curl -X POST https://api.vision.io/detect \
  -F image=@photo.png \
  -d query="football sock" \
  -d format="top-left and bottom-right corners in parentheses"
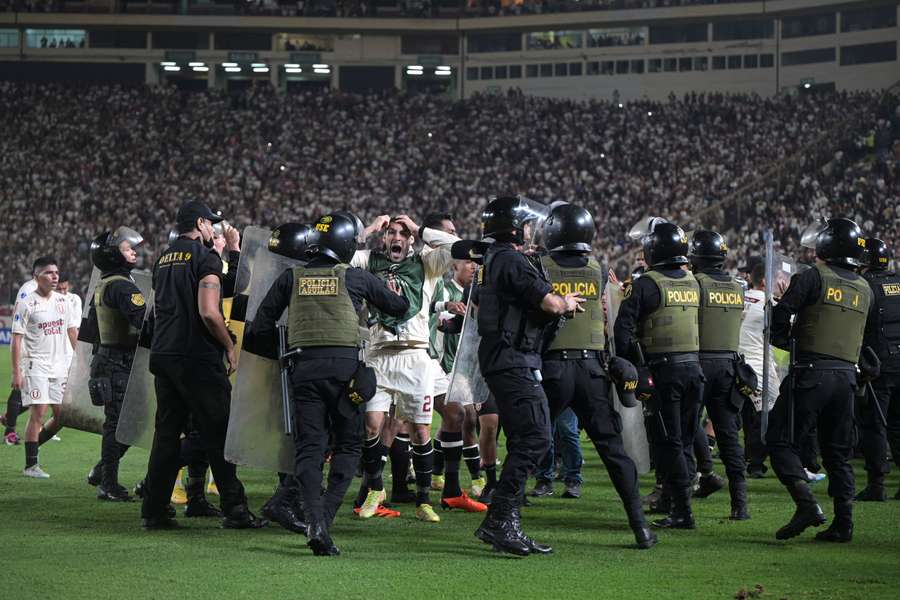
top-left (463, 444), bottom-right (482, 480)
top-left (4, 389), bottom-right (24, 433)
top-left (37, 428), bottom-right (54, 446)
top-left (390, 434), bottom-right (411, 491)
top-left (433, 436), bottom-right (445, 477)
top-left (441, 432), bottom-right (463, 498)
top-left (25, 442), bottom-right (38, 469)
top-left (363, 436), bottom-right (387, 492)
top-left (411, 440), bottom-right (434, 505)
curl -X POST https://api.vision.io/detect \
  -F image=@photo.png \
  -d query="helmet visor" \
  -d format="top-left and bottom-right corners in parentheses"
top-left (628, 216), bottom-right (669, 241)
top-left (800, 216), bottom-right (829, 250)
top-left (110, 226), bottom-right (144, 249)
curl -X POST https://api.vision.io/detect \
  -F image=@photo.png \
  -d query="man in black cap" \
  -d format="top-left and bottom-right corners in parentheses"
top-left (767, 218), bottom-right (876, 542)
top-left (856, 237), bottom-right (900, 502)
top-left (471, 196), bottom-right (583, 557)
top-left (537, 203), bottom-right (657, 549)
top-left (249, 212), bottom-right (409, 555)
top-left (140, 200), bottom-right (265, 530)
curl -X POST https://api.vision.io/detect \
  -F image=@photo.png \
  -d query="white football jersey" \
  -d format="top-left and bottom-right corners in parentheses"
top-left (62, 292), bottom-right (82, 367)
top-left (14, 279), bottom-right (38, 309)
top-left (739, 288), bottom-right (780, 409)
top-left (12, 290), bottom-right (77, 378)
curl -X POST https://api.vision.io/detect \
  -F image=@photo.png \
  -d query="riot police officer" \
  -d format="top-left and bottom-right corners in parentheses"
top-left (141, 200), bottom-right (264, 530)
top-left (614, 221), bottom-right (703, 530)
top-left (688, 230), bottom-right (750, 520)
top-left (257, 222), bottom-right (313, 535)
top-left (472, 196), bottom-right (583, 557)
top-left (538, 203), bottom-right (657, 549)
top-left (250, 213), bottom-right (409, 556)
top-left (856, 238), bottom-right (900, 502)
top-left (87, 227), bottom-right (146, 501)
top-left (767, 218), bottom-right (876, 542)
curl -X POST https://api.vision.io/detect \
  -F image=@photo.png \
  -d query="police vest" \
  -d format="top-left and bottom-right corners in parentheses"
top-left (695, 272), bottom-right (744, 353)
top-left (287, 265), bottom-right (360, 350)
top-left (477, 246), bottom-right (552, 354)
top-left (864, 270), bottom-right (900, 359)
top-left (638, 270), bottom-right (700, 354)
top-left (540, 255), bottom-right (605, 352)
top-left (94, 275), bottom-right (140, 348)
top-left (794, 264), bottom-right (871, 363)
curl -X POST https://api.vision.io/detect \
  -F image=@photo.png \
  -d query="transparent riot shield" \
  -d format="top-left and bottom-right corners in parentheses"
top-left (59, 269), bottom-right (151, 433)
top-left (225, 243), bottom-right (300, 474)
top-left (445, 288), bottom-right (491, 408)
top-left (760, 231), bottom-right (805, 439)
top-left (116, 287), bottom-right (157, 449)
top-left (605, 280), bottom-right (652, 474)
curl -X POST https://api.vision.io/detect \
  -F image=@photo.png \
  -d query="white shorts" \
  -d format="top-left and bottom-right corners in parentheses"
top-left (367, 348), bottom-right (436, 425)
top-left (23, 376), bottom-right (66, 406)
top-left (433, 363), bottom-right (450, 398)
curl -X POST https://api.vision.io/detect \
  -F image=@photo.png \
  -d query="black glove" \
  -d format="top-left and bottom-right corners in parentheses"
top-left (858, 346), bottom-right (881, 384)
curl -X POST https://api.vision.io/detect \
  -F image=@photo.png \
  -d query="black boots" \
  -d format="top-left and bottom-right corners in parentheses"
top-left (475, 498), bottom-right (531, 556)
top-left (184, 476), bottom-right (222, 518)
top-left (87, 461), bottom-right (102, 487)
top-left (693, 472), bottom-right (726, 499)
top-left (307, 520), bottom-right (340, 556)
top-left (97, 462), bottom-right (132, 502)
top-left (854, 477), bottom-right (886, 502)
top-left (221, 505), bottom-right (269, 529)
top-left (260, 481), bottom-right (308, 534)
top-left (815, 500), bottom-right (853, 543)
top-left (652, 485), bottom-right (695, 529)
top-left (775, 480), bottom-right (827, 540)
top-left (729, 480), bottom-right (750, 521)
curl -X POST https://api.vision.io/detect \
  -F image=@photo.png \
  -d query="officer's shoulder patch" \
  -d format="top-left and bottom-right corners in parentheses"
top-left (131, 293), bottom-right (146, 307)
top-left (623, 282), bottom-right (633, 299)
top-left (299, 276), bottom-right (338, 296)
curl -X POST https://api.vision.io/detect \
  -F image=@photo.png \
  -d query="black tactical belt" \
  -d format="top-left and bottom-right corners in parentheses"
top-left (700, 351), bottom-right (739, 361)
top-left (294, 346), bottom-right (359, 360)
top-left (793, 359), bottom-right (856, 372)
top-left (543, 349), bottom-right (606, 361)
top-left (647, 353), bottom-right (699, 367)
top-left (97, 346), bottom-right (135, 359)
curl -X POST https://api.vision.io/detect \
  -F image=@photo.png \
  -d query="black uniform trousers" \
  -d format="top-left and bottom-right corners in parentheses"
top-left (485, 368), bottom-right (551, 505)
top-left (699, 356), bottom-right (745, 484)
top-left (859, 374), bottom-right (900, 481)
top-left (647, 360), bottom-right (704, 491)
top-left (141, 354), bottom-right (246, 519)
top-left (90, 348), bottom-right (132, 468)
top-left (291, 357), bottom-right (363, 526)
top-left (766, 364), bottom-right (857, 503)
top-left (542, 357), bottom-right (643, 524)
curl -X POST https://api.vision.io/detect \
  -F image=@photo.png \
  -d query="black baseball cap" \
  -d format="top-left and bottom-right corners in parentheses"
top-left (607, 356), bottom-right (639, 408)
top-left (176, 200), bottom-right (223, 226)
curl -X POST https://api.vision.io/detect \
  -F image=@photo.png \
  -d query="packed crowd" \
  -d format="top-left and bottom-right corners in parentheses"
top-left (1, 81), bottom-right (897, 300)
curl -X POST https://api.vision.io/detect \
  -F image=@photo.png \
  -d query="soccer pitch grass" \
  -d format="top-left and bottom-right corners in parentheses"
top-left (1, 346), bottom-right (899, 600)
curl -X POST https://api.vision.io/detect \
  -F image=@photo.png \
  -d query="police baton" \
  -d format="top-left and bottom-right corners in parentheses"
top-left (277, 325), bottom-right (300, 436)
top-left (866, 382), bottom-right (889, 428)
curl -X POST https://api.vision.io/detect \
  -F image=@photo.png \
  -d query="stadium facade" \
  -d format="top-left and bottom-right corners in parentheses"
top-left (0, 1), bottom-right (897, 100)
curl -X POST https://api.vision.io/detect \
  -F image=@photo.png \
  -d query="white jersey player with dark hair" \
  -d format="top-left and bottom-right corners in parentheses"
top-left (11, 256), bottom-right (79, 477)
top-left (2, 277), bottom-right (38, 445)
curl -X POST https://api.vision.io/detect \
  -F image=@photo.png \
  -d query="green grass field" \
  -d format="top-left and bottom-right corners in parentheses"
top-left (1, 345), bottom-right (899, 600)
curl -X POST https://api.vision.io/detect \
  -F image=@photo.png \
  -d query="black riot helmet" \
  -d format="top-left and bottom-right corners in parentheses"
top-left (268, 223), bottom-right (312, 261)
top-left (481, 196), bottom-right (547, 245)
top-left (543, 204), bottom-right (595, 253)
top-left (91, 226), bottom-right (143, 271)
top-left (814, 218), bottom-right (866, 268)
top-left (307, 212), bottom-right (359, 264)
top-left (689, 230), bottom-right (728, 267)
top-left (641, 222), bottom-right (689, 268)
top-left (864, 237), bottom-right (892, 270)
